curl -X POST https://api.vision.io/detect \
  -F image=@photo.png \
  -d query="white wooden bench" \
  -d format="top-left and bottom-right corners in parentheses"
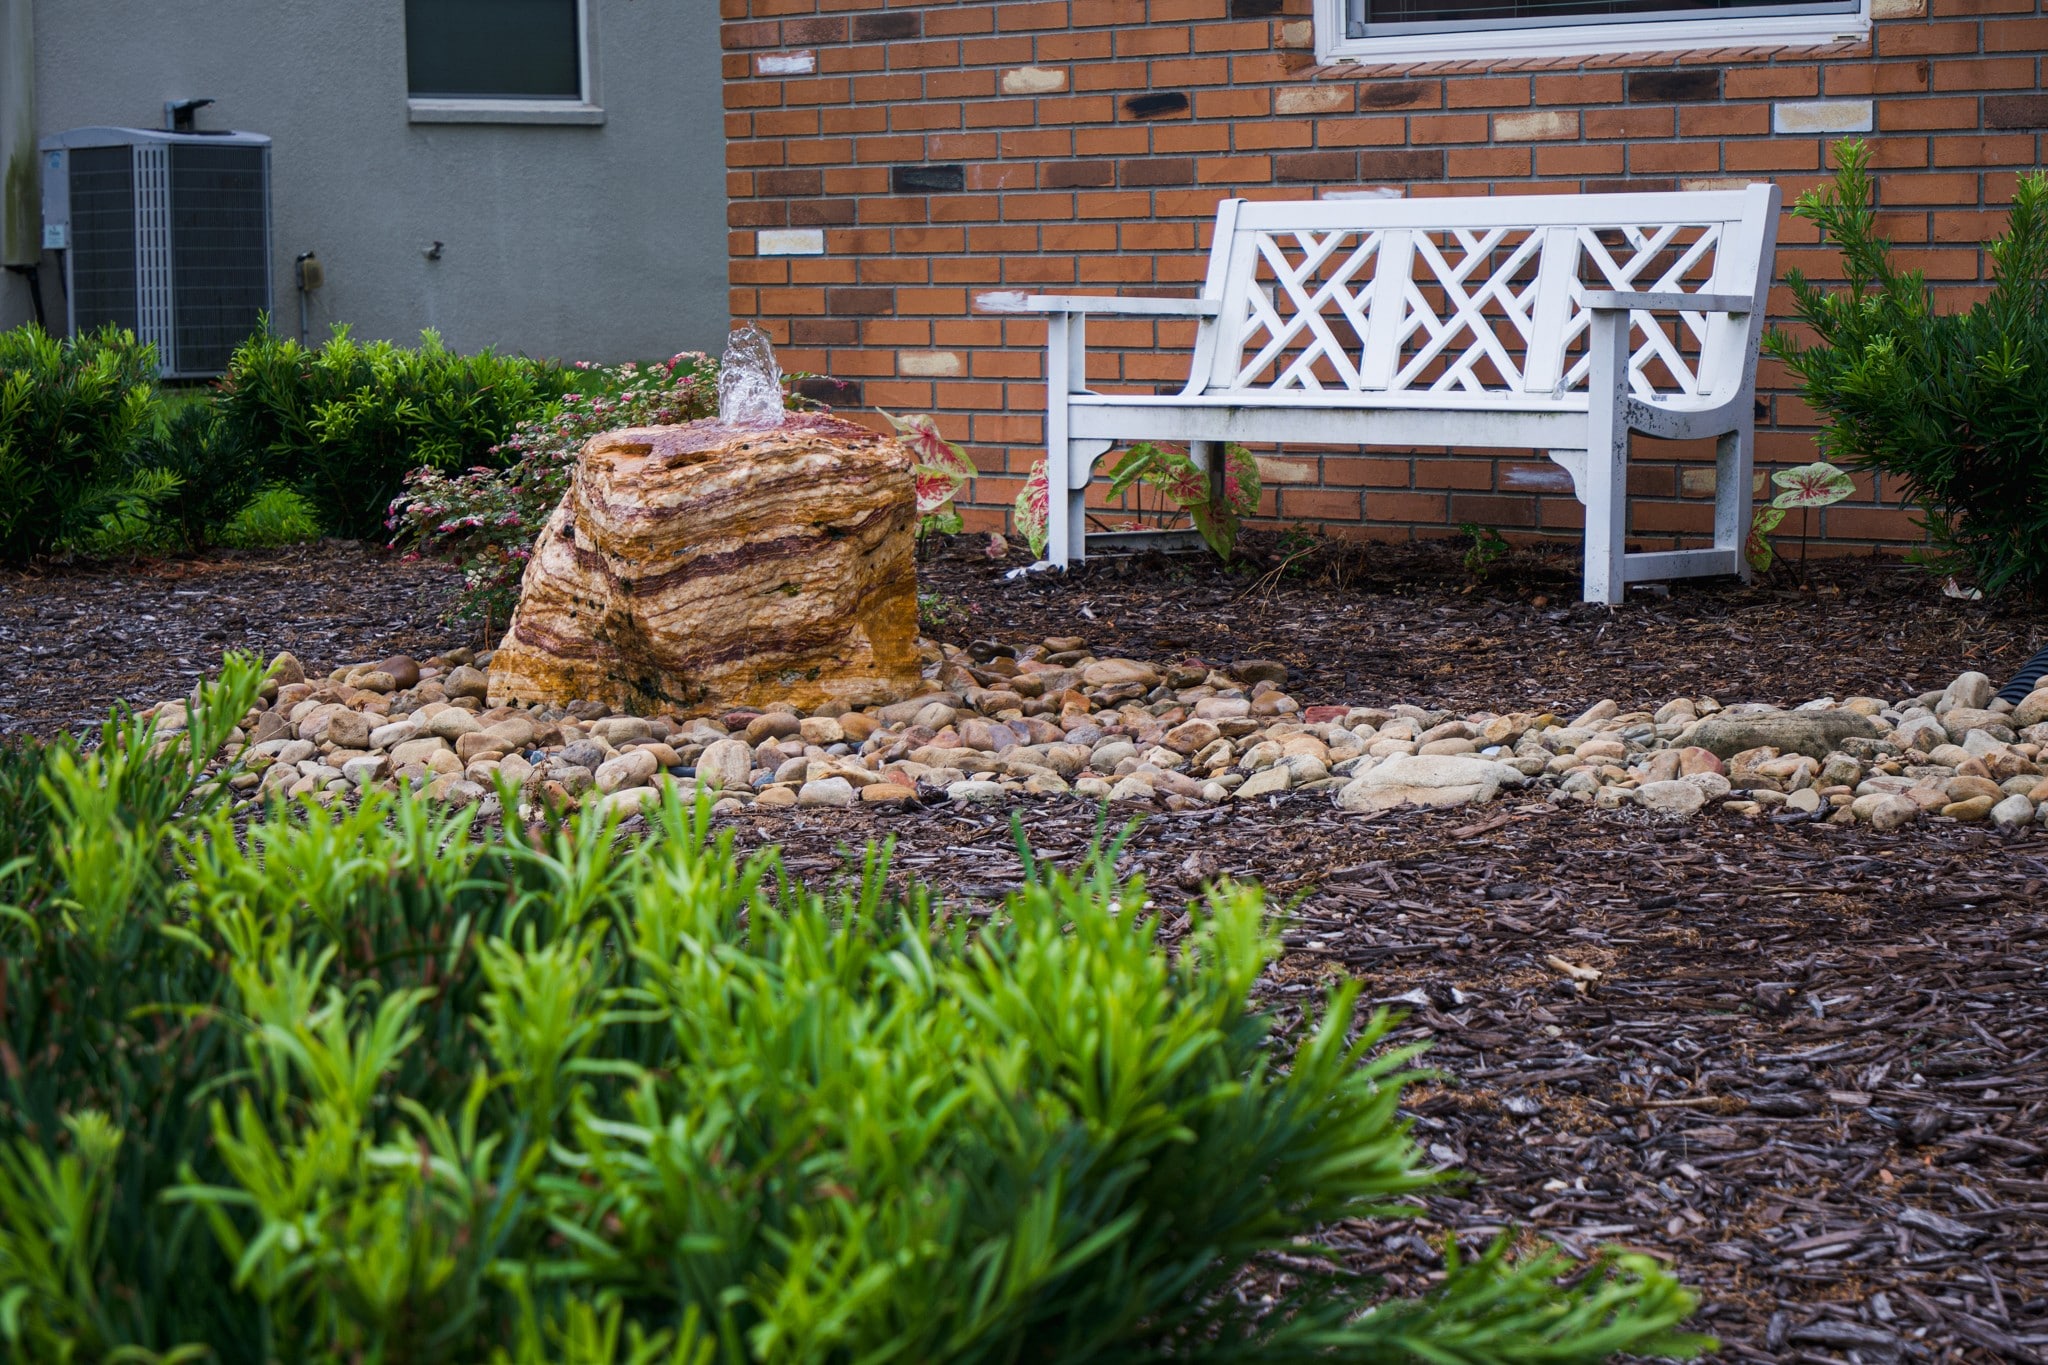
top-left (1012, 186), bottom-right (1781, 604)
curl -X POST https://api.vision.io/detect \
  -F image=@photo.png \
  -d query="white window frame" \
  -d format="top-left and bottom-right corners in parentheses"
top-left (407, 0), bottom-right (605, 125)
top-left (1312, 0), bottom-right (1869, 64)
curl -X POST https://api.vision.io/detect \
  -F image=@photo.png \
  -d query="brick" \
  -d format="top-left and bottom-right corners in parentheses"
top-left (1357, 80), bottom-right (1439, 110)
top-left (1494, 110), bottom-right (1578, 141)
top-left (1275, 150), bottom-right (1359, 182)
top-left (828, 288), bottom-right (894, 315)
top-left (1986, 94), bottom-right (2048, 129)
top-left (891, 165), bottom-right (967, 193)
top-left (1044, 160), bottom-right (1116, 188)
top-left (793, 376), bottom-right (861, 407)
top-left (1625, 69), bottom-right (1721, 102)
top-left (1360, 149), bottom-right (1447, 180)
top-left (851, 12), bottom-right (920, 42)
top-left (1123, 91), bottom-right (1192, 118)
top-left (782, 17), bottom-right (846, 45)
top-left (1002, 66), bottom-right (1070, 94)
top-left (898, 351), bottom-right (964, 377)
top-left (1119, 156), bottom-right (1197, 185)
top-left (1772, 99), bottom-right (1875, 133)
top-left (1450, 494), bottom-right (1539, 527)
top-left (1275, 86), bottom-right (1351, 116)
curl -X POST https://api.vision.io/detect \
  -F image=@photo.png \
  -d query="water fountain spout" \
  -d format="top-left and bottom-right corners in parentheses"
top-left (717, 322), bottom-right (786, 428)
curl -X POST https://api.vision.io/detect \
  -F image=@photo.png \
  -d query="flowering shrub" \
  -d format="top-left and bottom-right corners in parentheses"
top-left (388, 352), bottom-right (719, 626)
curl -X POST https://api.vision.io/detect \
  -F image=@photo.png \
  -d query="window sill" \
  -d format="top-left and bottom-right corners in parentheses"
top-left (1312, 5), bottom-right (1870, 65)
top-left (407, 100), bottom-right (606, 126)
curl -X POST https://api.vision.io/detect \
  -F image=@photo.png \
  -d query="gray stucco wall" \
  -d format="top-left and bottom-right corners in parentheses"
top-left (0, 0), bottom-right (728, 363)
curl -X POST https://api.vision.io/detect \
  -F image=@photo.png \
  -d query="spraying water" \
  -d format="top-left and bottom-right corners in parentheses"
top-left (716, 322), bottom-right (786, 428)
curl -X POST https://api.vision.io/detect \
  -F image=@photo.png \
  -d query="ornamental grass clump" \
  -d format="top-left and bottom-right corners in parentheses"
top-left (0, 660), bottom-right (1709, 1363)
top-left (1766, 139), bottom-right (2048, 600)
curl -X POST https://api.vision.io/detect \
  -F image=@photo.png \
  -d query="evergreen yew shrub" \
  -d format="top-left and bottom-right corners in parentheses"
top-left (1767, 141), bottom-right (2048, 599)
top-left (0, 662), bottom-right (1709, 1363)
top-left (216, 326), bottom-right (570, 540)
top-left (0, 323), bottom-right (162, 563)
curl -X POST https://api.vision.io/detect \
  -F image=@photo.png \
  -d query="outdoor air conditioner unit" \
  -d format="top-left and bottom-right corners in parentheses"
top-left (38, 126), bottom-right (272, 378)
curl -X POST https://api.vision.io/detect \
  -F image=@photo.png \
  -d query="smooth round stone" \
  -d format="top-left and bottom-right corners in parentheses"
top-left (1990, 794), bottom-right (2036, 828)
top-left (754, 786), bottom-right (798, 808)
top-left (1941, 795), bottom-right (1997, 822)
top-left (1636, 780), bottom-right (1706, 817)
top-left (798, 777), bottom-right (858, 807)
top-left (444, 665), bottom-right (490, 700)
top-left (595, 750), bottom-right (660, 794)
top-left (696, 738), bottom-right (754, 789)
top-left (377, 656), bottom-right (423, 689)
top-left (946, 780), bottom-right (1008, 804)
top-left (1783, 787), bottom-right (1823, 813)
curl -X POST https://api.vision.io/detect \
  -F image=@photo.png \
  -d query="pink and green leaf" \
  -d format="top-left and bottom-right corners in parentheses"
top-left (1746, 505), bottom-right (1787, 572)
top-left (1014, 459), bottom-right (1051, 558)
top-left (1770, 461), bottom-right (1855, 510)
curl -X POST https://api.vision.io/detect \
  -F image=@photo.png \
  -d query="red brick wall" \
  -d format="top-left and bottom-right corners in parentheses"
top-left (720, 0), bottom-right (2046, 556)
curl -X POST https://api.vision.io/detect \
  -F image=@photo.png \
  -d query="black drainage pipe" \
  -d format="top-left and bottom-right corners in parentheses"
top-left (1999, 644), bottom-right (2048, 705)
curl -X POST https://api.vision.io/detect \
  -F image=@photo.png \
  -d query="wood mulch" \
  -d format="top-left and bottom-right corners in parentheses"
top-left (8, 536), bottom-right (2048, 1361)
top-left (918, 532), bottom-right (2041, 716)
top-left (0, 542), bottom-right (470, 736)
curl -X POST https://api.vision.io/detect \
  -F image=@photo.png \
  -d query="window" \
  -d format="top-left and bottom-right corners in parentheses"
top-left (405, 0), bottom-right (604, 123)
top-left (1317, 0), bottom-right (1868, 62)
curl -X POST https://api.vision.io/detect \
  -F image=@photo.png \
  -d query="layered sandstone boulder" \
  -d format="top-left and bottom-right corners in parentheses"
top-left (488, 412), bottom-right (923, 715)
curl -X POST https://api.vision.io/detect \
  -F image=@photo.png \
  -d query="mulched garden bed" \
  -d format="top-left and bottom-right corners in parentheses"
top-left (6, 535), bottom-right (2046, 1360)
top-left (0, 542), bottom-right (467, 736)
top-left (919, 534), bottom-right (2041, 717)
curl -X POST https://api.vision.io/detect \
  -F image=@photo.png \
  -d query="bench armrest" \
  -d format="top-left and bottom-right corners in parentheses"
top-left (1022, 295), bottom-right (1221, 317)
top-left (1583, 290), bottom-right (1752, 314)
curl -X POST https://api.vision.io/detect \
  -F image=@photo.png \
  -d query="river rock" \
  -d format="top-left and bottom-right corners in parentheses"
top-left (1990, 794), bottom-right (2036, 828)
top-left (487, 413), bottom-right (922, 715)
top-left (1937, 672), bottom-right (1993, 715)
top-left (1685, 710), bottom-right (1879, 761)
top-left (2016, 689), bottom-right (2048, 728)
top-left (1635, 780), bottom-right (1706, 817)
top-left (695, 738), bottom-right (754, 789)
top-left (1337, 754), bottom-right (1518, 812)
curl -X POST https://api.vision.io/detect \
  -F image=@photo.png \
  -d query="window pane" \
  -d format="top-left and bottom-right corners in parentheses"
top-left (1353, 0), bottom-right (1853, 30)
top-left (406, 0), bottom-right (581, 100)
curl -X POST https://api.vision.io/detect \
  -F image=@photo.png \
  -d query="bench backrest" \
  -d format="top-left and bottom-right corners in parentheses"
top-left (1188, 186), bottom-right (1780, 405)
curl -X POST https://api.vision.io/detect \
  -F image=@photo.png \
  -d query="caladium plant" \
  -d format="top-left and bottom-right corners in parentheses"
top-left (1010, 442), bottom-right (1263, 561)
top-left (880, 410), bottom-right (975, 540)
top-left (1758, 459), bottom-right (1855, 578)
top-left (1771, 461), bottom-right (1856, 511)
top-left (1013, 459), bottom-right (1051, 558)
top-left (1103, 441), bottom-right (1263, 560)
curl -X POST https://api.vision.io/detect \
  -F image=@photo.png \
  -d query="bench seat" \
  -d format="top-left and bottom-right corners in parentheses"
top-left (1012, 187), bottom-right (1782, 603)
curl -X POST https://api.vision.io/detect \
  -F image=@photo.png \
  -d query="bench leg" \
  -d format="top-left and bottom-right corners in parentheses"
top-left (1714, 426), bottom-right (1754, 585)
top-left (1043, 313), bottom-right (1083, 568)
top-left (1192, 440), bottom-right (1224, 507)
top-left (1582, 313), bottom-right (1631, 606)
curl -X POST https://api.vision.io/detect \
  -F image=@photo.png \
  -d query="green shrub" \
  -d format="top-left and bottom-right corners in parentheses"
top-left (0, 665), bottom-right (1710, 1364)
top-left (121, 394), bottom-right (264, 552)
top-left (1766, 140), bottom-right (2048, 599)
top-left (0, 323), bottom-right (163, 564)
top-left (215, 325), bottom-right (571, 541)
top-left (220, 485), bottom-right (323, 549)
